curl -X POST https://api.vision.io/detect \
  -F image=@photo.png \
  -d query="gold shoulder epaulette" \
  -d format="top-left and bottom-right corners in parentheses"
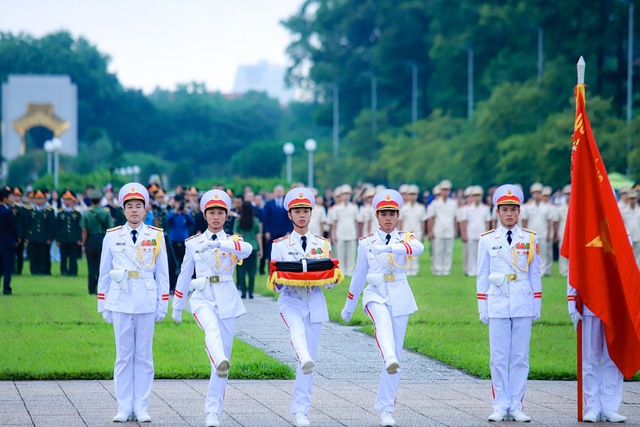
top-left (523, 228), bottom-right (537, 234)
top-left (107, 226), bottom-right (122, 233)
top-left (314, 234), bottom-right (329, 241)
top-left (185, 234), bottom-right (198, 242)
top-left (24, 205), bottom-right (34, 210)
top-left (273, 235), bottom-right (289, 243)
top-left (359, 233), bottom-right (373, 241)
top-left (233, 234), bottom-right (244, 240)
top-left (480, 229), bottom-right (495, 236)
top-left (45, 206), bottom-right (54, 210)
top-left (57, 208), bottom-right (64, 213)
top-left (149, 225), bottom-right (163, 232)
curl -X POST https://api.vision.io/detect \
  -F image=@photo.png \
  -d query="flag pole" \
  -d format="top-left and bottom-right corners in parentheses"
top-left (575, 56), bottom-right (585, 422)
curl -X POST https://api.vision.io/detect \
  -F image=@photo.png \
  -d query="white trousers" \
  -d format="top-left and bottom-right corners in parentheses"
top-left (466, 239), bottom-right (479, 276)
top-left (488, 317), bottom-right (532, 412)
top-left (336, 239), bottom-right (356, 275)
top-left (538, 239), bottom-right (552, 276)
top-left (582, 315), bottom-right (623, 414)
top-left (407, 255), bottom-right (420, 276)
top-left (193, 305), bottom-right (237, 415)
top-left (280, 305), bottom-right (321, 415)
top-left (112, 312), bottom-right (155, 415)
top-left (432, 237), bottom-right (453, 275)
top-left (634, 242), bottom-right (640, 269)
top-left (365, 302), bottom-right (409, 413)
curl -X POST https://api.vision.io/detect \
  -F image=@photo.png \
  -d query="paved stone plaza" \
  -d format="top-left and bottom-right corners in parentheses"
top-left (1, 295), bottom-right (639, 426)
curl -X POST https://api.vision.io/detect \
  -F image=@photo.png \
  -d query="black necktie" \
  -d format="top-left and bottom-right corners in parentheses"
top-left (506, 230), bottom-right (512, 245)
top-left (131, 230), bottom-right (138, 244)
top-left (385, 234), bottom-right (391, 245)
top-left (301, 236), bottom-right (307, 251)
top-left (211, 234), bottom-right (217, 241)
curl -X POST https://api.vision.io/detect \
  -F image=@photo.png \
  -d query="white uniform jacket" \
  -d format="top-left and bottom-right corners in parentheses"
top-left (172, 231), bottom-right (252, 319)
top-left (97, 224), bottom-right (169, 314)
top-left (345, 230), bottom-right (424, 317)
top-left (477, 226), bottom-right (542, 318)
top-left (271, 232), bottom-right (334, 324)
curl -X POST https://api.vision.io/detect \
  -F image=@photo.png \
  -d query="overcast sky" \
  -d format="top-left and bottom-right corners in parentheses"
top-left (0, 0), bottom-right (304, 93)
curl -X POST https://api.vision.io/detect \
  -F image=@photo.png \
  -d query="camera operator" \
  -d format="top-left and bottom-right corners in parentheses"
top-left (166, 195), bottom-right (194, 293)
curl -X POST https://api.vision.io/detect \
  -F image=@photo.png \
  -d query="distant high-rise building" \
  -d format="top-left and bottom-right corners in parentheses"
top-left (232, 60), bottom-right (294, 104)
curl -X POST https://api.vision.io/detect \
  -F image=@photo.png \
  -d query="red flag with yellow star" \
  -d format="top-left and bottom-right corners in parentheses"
top-left (560, 83), bottom-right (640, 379)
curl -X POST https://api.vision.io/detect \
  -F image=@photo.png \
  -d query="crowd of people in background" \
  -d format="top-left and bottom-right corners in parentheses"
top-left (1, 178), bottom-right (639, 297)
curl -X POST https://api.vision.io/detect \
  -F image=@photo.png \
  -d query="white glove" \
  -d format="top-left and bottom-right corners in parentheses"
top-left (206, 240), bottom-right (221, 249)
top-left (533, 312), bottom-right (541, 322)
top-left (172, 309), bottom-right (182, 324)
top-left (479, 313), bottom-right (489, 324)
top-left (102, 310), bottom-right (113, 324)
top-left (341, 308), bottom-right (353, 323)
top-left (155, 311), bottom-right (166, 322)
top-left (371, 244), bottom-right (391, 254)
top-left (570, 312), bottom-right (583, 331)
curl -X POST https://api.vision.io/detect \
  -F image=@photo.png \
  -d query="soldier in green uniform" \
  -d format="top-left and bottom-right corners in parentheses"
top-left (25, 189), bottom-right (55, 275)
top-left (56, 190), bottom-right (83, 276)
top-left (152, 189), bottom-right (169, 231)
top-left (80, 189), bottom-right (113, 294)
top-left (9, 187), bottom-right (26, 275)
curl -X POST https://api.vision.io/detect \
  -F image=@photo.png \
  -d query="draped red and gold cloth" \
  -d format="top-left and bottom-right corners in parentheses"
top-left (267, 259), bottom-right (344, 290)
top-left (560, 84), bottom-right (640, 379)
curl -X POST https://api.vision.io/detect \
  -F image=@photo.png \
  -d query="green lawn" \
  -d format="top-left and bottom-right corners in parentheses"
top-left (0, 261), bottom-right (294, 380)
top-left (257, 240), bottom-right (639, 381)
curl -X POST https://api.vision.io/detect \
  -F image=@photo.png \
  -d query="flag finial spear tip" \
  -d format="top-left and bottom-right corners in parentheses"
top-left (577, 56), bottom-right (586, 84)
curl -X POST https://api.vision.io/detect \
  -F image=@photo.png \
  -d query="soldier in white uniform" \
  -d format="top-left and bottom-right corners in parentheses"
top-left (553, 185), bottom-right (571, 276)
top-left (328, 184), bottom-right (359, 275)
top-left (622, 191), bottom-right (640, 268)
top-left (460, 186), bottom-right (491, 276)
top-left (97, 183), bottom-right (170, 423)
top-left (426, 179), bottom-right (458, 276)
top-left (171, 190), bottom-right (252, 427)
top-left (521, 183), bottom-right (553, 276)
top-left (308, 191), bottom-right (328, 238)
top-left (476, 184), bottom-right (542, 423)
top-left (271, 187), bottom-right (337, 427)
top-left (398, 184), bottom-right (426, 276)
top-left (567, 282), bottom-right (627, 423)
top-left (341, 189), bottom-right (424, 427)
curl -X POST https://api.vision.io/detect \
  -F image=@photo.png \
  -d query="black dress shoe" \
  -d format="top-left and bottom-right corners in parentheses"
top-left (3, 290), bottom-right (12, 295)
top-left (249, 295), bottom-right (254, 299)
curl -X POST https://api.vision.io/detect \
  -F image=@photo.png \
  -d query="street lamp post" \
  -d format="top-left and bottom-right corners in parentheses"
top-left (283, 142), bottom-right (295, 183)
top-left (403, 61), bottom-right (418, 137)
top-left (466, 47), bottom-right (474, 119)
top-left (44, 139), bottom-right (53, 174)
top-left (304, 138), bottom-right (317, 188)
top-left (620, 0), bottom-right (634, 177)
top-left (45, 138), bottom-right (62, 189)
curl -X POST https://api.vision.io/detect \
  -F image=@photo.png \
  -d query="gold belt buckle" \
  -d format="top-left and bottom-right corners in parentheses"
top-left (507, 273), bottom-right (517, 282)
top-left (383, 274), bottom-right (395, 282)
top-left (208, 276), bottom-right (220, 284)
top-left (128, 271), bottom-right (139, 279)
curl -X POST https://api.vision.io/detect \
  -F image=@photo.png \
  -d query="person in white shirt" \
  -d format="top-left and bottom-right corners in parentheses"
top-left (97, 183), bottom-right (169, 423)
top-left (459, 186), bottom-right (491, 276)
top-left (553, 185), bottom-right (571, 276)
top-left (328, 185), bottom-right (359, 275)
top-left (398, 184), bottom-right (427, 276)
top-left (171, 190), bottom-right (252, 427)
top-left (521, 183), bottom-right (553, 276)
top-left (270, 187), bottom-right (339, 427)
top-left (476, 184), bottom-right (541, 423)
top-left (426, 180), bottom-right (458, 276)
top-left (622, 190), bottom-right (640, 268)
top-left (341, 189), bottom-right (424, 427)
